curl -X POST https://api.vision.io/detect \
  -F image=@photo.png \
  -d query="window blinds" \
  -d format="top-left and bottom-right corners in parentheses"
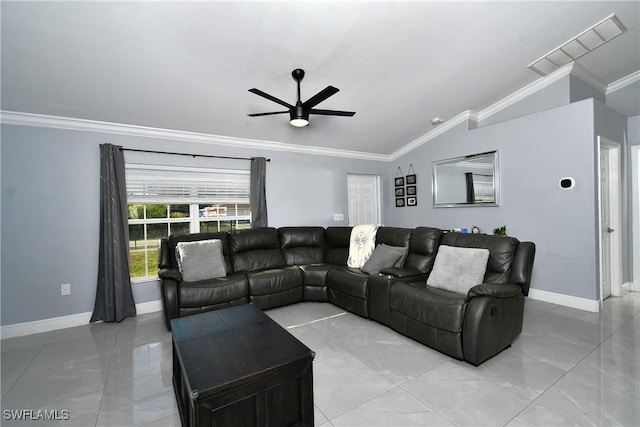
top-left (125, 165), bottom-right (250, 204)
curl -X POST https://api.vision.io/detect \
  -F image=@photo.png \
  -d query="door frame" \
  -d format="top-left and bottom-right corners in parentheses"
top-left (632, 145), bottom-right (640, 292)
top-left (597, 136), bottom-right (623, 301)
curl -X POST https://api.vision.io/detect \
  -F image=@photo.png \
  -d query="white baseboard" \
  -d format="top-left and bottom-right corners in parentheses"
top-left (0, 300), bottom-right (163, 340)
top-left (527, 289), bottom-right (601, 312)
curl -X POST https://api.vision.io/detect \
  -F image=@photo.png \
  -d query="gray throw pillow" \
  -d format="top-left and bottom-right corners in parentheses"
top-left (176, 239), bottom-right (227, 282)
top-left (361, 244), bottom-right (406, 275)
top-left (427, 245), bottom-right (490, 294)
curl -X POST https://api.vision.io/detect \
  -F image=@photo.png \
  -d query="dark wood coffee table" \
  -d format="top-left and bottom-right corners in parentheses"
top-left (171, 304), bottom-right (315, 427)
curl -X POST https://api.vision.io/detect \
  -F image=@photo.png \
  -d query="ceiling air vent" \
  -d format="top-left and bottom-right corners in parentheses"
top-left (528, 13), bottom-right (627, 76)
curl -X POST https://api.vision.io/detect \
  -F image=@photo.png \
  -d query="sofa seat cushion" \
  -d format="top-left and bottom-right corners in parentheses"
top-left (247, 266), bottom-right (303, 296)
top-left (390, 282), bottom-right (469, 333)
top-left (327, 267), bottom-right (369, 299)
top-left (178, 274), bottom-right (249, 308)
top-left (299, 263), bottom-right (332, 286)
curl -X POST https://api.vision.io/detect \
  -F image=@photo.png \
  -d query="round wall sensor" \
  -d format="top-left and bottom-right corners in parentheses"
top-left (559, 177), bottom-right (575, 189)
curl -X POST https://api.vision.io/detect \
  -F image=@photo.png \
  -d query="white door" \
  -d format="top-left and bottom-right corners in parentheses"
top-left (347, 174), bottom-right (381, 226)
top-left (598, 137), bottom-right (623, 300)
top-left (600, 147), bottom-right (612, 299)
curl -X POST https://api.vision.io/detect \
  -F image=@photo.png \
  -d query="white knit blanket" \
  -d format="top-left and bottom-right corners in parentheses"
top-left (347, 224), bottom-right (379, 268)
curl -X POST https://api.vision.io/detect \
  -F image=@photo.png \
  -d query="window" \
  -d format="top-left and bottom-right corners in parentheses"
top-left (126, 165), bottom-right (251, 280)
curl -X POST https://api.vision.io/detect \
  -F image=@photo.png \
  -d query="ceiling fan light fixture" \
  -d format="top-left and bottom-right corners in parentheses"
top-left (290, 117), bottom-right (309, 127)
top-left (290, 105), bottom-right (309, 127)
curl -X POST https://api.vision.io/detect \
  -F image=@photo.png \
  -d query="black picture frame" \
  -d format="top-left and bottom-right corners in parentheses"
top-left (394, 177), bottom-right (405, 187)
top-left (407, 197), bottom-right (417, 206)
top-left (406, 174), bottom-right (416, 185)
top-left (406, 185), bottom-right (416, 196)
top-left (395, 197), bottom-right (405, 207)
top-left (395, 187), bottom-right (405, 197)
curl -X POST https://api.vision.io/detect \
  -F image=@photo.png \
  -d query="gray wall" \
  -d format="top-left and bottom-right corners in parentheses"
top-left (0, 124), bottom-right (387, 326)
top-left (387, 99), bottom-right (600, 300)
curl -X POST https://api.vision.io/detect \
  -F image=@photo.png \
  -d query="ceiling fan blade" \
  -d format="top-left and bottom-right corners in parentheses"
top-left (247, 111), bottom-right (289, 117)
top-left (309, 109), bottom-right (356, 117)
top-left (248, 88), bottom-right (294, 109)
top-left (302, 86), bottom-right (339, 108)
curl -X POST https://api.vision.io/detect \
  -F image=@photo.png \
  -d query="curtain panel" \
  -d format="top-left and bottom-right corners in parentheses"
top-left (250, 157), bottom-right (268, 228)
top-left (91, 144), bottom-right (136, 323)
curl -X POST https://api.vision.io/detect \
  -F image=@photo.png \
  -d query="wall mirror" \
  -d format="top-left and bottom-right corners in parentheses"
top-left (433, 151), bottom-right (500, 207)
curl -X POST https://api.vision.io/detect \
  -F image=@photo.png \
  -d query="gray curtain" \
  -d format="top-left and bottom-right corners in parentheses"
top-left (250, 157), bottom-right (268, 228)
top-left (91, 144), bottom-right (136, 323)
top-left (465, 172), bottom-right (475, 204)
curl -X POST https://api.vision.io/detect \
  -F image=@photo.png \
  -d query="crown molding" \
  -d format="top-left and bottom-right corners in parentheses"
top-left (477, 63), bottom-right (575, 122)
top-left (607, 70), bottom-right (640, 94)
top-left (388, 110), bottom-right (476, 161)
top-left (570, 62), bottom-right (608, 93)
top-left (0, 111), bottom-right (389, 162)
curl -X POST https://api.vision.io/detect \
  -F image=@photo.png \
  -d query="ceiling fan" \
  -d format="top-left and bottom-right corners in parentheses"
top-left (248, 69), bottom-right (356, 127)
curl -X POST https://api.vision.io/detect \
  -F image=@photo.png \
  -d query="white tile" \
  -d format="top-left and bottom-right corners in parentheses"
top-left (507, 403), bottom-right (584, 426)
top-left (310, 311), bottom-right (399, 352)
top-left (534, 368), bottom-right (640, 426)
top-left (286, 324), bottom-right (347, 362)
top-left (475, 351), bottom-right (566, 400)
top-left (313, 352), bottom-right (396, 420)
top-left (402, 362), bottom-right (531, 426)
top-left (95, 391), bottom-right (178, 427)
top-left (349, 333), bottom-right (449, 385)
top-left (267, 302), bottom-right (346, 328)
top-left (331, 387), bottom-right (454, 426)
top-left (1, 354), bottom-right (110, 409)
top-left (510, 325), bottom-right (593, 371)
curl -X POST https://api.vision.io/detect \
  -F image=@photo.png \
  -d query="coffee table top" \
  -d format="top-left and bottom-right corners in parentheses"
top-left (171, 304), bottom-right (314, 397)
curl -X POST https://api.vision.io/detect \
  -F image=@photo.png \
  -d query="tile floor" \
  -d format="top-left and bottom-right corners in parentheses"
top-left (1, 292), bottom-right (639, 426)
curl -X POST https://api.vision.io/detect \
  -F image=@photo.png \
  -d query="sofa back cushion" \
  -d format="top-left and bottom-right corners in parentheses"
top-left (164, 232), bottom-right (233, 274)
top-left (404, 227), bottom-right (443, 274)
top-left (324, 227), bottom-right (352, 266)
top-left (279, 227), bottom-right (326, 265)
top-left (375, 227), bottom-right (412, 265)
top-left (440, 232), bottom-right (519, 283)
top-left (229, 228), bottom-right (286, 273)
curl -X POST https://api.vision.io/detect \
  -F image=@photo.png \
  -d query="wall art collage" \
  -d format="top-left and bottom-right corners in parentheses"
top-left (394, 165), bottom-right (417, 207)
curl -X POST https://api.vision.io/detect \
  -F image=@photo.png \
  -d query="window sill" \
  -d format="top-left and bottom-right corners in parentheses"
top-left (132, 276), bottom-right (160, 284)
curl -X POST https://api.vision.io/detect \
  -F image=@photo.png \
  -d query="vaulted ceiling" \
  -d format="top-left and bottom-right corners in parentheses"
top-left (1, 1), bottom-right (638, 156)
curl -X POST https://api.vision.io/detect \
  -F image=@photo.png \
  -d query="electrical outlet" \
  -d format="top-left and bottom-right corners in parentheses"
top-left (60, 283), bottom-right (71, 296)
top-left (333, 213), bottom-right (344, 221)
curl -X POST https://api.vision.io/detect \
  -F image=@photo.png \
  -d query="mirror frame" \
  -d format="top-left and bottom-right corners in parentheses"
top-left (432, 150), bottom-right (500, 208)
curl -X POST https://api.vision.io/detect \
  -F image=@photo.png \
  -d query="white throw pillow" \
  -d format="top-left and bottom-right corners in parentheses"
top-left (427, 245), bottom-right (490, 294)
top-left (176, 239), bottom-right (227, 282)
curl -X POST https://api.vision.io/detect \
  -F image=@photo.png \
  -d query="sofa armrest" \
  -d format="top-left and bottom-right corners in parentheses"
top-left (463, 290), bottom-right (525, 365)
top-left (468, 283), bottom-right (522, 299)
top-left (379, 267), bottom-right (426, 279)
top-left (368, 271), bottom-right (426, 327)
top-left (159, 268), bottom-right (182, 281)
top-left (160, 278), bottom-right (179, 330)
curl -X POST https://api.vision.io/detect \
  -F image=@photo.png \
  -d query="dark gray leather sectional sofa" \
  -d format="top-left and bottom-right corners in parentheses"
top-left (158, 226), bottom-right (535, 365)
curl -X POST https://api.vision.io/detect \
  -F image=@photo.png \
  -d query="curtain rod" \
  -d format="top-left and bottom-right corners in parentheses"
top-left (120, 147), bottom-right (270, 162)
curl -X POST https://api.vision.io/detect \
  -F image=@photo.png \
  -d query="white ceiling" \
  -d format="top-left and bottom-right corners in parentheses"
top-left (1, 1), bottom-right (638, 156)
